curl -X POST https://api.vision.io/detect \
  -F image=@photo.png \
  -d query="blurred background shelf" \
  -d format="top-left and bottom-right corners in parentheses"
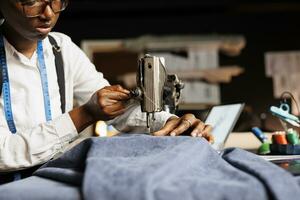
top-left (54, 0), bottom-right (300, 132)
top-left (82, 35), bottom-right (245, 106)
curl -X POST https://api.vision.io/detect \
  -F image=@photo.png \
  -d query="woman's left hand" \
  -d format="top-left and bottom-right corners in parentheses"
top-left (152, 114), bottom-right (214, 143)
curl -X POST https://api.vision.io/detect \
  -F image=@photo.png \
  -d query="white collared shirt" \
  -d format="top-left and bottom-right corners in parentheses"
top-left (0, 32), bottom-right (173, 171)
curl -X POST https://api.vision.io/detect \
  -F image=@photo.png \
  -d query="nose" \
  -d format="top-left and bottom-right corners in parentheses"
top-left (40, 4), bottom-right (55, 20)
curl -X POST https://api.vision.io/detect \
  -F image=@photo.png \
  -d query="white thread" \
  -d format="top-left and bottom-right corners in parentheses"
top-left (143, 94), bottom-right (161, 110)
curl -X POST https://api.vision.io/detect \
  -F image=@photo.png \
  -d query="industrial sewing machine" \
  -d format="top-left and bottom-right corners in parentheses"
top-left (131, 54), bottom-right (184, 132)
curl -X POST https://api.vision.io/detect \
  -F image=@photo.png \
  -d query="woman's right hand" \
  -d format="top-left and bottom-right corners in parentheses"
top-left (84, 85), bottom-right (131, 121)
top-left (70, 85), bottom-right (131, 133)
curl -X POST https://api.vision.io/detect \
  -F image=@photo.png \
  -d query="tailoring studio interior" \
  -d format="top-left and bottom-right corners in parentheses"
top-left (2, 0), bottom-right (300, 199)
top-left (61, 0), bottom-right (300, 194)
top-left (51, 0), bottom-right (295, 148)
top-left (60, 0), bottom-right (300, 190)
top-left (56, 0), bottom-right (300, 133)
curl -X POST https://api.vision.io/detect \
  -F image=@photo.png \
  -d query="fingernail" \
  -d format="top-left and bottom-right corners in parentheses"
top-left (170, 132), bottom-right (176, 137)
top-left (198, 133), bottom-right (203, 137)
top-left (191, 132), bottom-right (197, 137)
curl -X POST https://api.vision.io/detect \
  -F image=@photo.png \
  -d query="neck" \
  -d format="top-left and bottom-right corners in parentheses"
top-left (2, 23), bottom-right (38, 58)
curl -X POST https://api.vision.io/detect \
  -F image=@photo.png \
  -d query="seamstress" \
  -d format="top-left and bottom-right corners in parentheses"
top-left (0, 0), bottom-right (213, 181)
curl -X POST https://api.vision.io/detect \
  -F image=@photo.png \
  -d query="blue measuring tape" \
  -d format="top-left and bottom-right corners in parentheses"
top-left (0, 36), bottom-right (17, 133)
top-left (0, 36), bottom-right (52, 132)
top-left (37, 40), bottom-right (52, 121)
top-left (0, 35), bottom-right (52, 181)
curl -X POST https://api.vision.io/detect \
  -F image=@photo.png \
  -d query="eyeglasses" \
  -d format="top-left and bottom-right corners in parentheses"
top-left (19, 0), bottom-right (69, 18)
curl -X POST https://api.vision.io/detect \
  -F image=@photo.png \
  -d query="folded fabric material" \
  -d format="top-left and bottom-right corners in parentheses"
top-left (1, 134), bottom-right (300, 200)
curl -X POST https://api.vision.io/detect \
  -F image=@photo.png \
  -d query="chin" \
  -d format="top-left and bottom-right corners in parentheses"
top-left (31, 30), bottom-right (51, 41)
top-left (30, 26), bottom-right (52, 40)
top-left (37, 33), bottom-right (49, 40)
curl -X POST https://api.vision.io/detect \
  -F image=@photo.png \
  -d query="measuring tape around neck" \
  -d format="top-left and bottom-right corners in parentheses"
top-left (37, 40), bottom-right (52, 122)
top-left (0, 35), bottom-right (52, 133)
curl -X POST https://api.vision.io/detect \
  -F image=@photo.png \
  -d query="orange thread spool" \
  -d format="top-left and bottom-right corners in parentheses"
top-left (272, 132), bottom-right (288, 145)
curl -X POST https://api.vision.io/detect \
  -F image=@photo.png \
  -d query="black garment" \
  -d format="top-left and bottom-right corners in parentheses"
top-left (0, 165), bottom-right (41, 185)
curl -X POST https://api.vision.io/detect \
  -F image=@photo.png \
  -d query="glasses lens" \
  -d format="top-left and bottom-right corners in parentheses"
top-left (22, 0), bottom-right (68, 17)
top-left (51, 0), bottom-right (63, 12)
top-left (23, 1), bottom-right (44, 17)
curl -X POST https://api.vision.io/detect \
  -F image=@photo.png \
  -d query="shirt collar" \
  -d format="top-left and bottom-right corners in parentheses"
top-left (3, 35), bottom-right (52, 60)
top-left (2, 37), bottom-right (15, 58)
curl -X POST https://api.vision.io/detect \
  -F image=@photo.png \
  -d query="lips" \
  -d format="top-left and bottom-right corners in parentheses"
top-left (35, 24), bottom-right (52, 35)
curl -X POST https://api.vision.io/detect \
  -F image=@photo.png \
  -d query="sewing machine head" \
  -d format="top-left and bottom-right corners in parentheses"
top-left (131, 54), bottom-right (184, 132)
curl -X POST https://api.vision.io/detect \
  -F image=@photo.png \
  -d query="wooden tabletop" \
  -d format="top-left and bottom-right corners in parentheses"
top-left (225, 132), bottom-right (272, 151)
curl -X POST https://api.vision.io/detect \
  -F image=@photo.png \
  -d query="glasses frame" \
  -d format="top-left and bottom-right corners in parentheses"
top-left (19, 0), bottom-right (69, 18)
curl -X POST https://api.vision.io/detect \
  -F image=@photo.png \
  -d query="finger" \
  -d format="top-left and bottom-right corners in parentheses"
top-left (108, 85), bottom-right (130, 94)
top-left (200, 125), bottom-right (214, 144)
top-left (103, 98), bottom-right (131, 106)
top-left (106, 91), bottom-right (130, 100)
top-left (193, 124), bottom-right (214, 144)
top-left (206, 134), bottom-right (215, 144)
top-left (101, 91), bottom-right (130, 102)
top-left (190, 120), bottom-right (205, 137)
top-left (102, 98), bottom-right (133, 107)
top-left (103, 101), bottom-right (129, 113)
top-left (197, 124), bottom-right (212, 137)
top-left (180, 113), bottom-right (196, 123)
top-left (198, 124), bottom-right (212, 137)
top-left (102, 108), bottom-right (127, 120)
top-left (201, 132), bottom-right (214, 144)
top-left (152, 118), bottom-right (180, 136)
top-left (169, 118), bottom-right (194, 136)
top-left (102, 104), bottom-right (128, 120)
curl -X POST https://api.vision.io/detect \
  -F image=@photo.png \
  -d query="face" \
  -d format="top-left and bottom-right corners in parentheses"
top-left (0, 0), bottom-right (60, 41)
